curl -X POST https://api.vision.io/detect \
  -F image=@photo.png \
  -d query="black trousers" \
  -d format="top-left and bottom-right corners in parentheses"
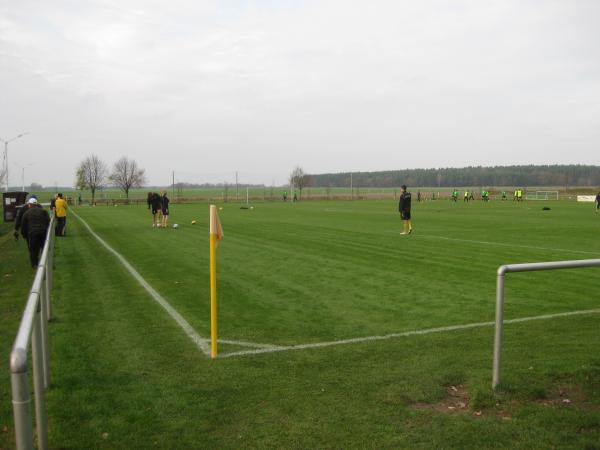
top-left (56, 217), bottom-right (66, 236)
top-left (27, 233), bottom-right (46, 268)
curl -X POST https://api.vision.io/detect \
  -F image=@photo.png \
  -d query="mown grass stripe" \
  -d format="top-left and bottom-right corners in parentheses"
top-left (219, 308), bottom-right (600, 358)
top-left (72, 209), bottom-right (213, 357)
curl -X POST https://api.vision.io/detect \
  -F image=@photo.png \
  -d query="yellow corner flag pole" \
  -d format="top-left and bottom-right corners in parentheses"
top-left (209, 205), bottom-right (223, 359)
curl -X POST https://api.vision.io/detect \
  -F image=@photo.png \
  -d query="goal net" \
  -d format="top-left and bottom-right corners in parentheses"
top-left (525, 191), bottom-right (559, 200)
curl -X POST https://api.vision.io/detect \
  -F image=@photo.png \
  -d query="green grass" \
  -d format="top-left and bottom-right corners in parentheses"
top-left (1, 199), bottom-right (599, 449)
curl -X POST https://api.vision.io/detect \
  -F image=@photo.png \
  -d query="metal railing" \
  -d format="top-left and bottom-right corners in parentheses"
top-left (10, 216), bottom-right (55, 450)
top-left (493, 258), bottom-right (600, 389)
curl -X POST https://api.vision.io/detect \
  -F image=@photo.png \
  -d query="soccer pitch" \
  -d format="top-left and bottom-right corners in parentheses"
top-left (2, 198), bottom-right (599, 448)
top-left (75, 199), bottom-right (599, 353)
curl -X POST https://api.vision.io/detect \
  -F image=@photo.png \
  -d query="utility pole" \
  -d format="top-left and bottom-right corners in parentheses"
top-left (350, 173), bottom-right (353, 200)
top-left (1, 132), bottom-right (28, 192)
top-left (172, 170), bottom-right (175, 200)
top-left (236, 171), bottom-right (239, 202)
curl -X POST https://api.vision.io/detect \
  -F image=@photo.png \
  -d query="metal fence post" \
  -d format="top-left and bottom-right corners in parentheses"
top-left (32, 304), bottom-right (49, 450)
top-left (493, 258), bottom-right (600, 390)
top-left (46, 221), bottom-right (54, 320)
top-left (11, 348), bottom-right (34, 450)
top-left (39, 277), bottom-right (51, 388)
top-left (492, 266), bottom-right (507, 389)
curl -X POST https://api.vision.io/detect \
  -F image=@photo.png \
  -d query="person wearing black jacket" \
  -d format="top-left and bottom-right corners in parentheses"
top-left (13, 194), bottom-right (38, 241)
top-left (150, 192), bottom-right (162, 227)
top-left (399, 184), bottom-right (412, 235)
top-left (21, 198), bottom-right (50, 269)
top-left (161, 191), bottom-right (170, 228)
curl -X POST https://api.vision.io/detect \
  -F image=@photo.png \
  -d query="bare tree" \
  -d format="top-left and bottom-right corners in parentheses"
top-left (110, 157), bottom-right (146, 199)
top-left (289, 166), bottom-right (310, 200)
top-left (76, 155), bottom-right (108, 204)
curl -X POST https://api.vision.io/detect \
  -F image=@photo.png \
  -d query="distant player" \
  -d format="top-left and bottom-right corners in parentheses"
top-left (417, 191), bottom-right (421, 202)
top-left (595, 191), bottom-right (600, 213)
top-left (150, 192), bottom-right (162, 227)
top-left (464, 191), bottom-right (469, 202)
top-left (161, 191), bottom-right (170, 228)
top-left (501, 191), bottom-right (507, 201)
top-left (399, 185), bottom-right (412, 235)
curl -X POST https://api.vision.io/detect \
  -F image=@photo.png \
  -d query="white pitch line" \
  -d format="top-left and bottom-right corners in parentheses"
top-left (73, 210), bottom-right (289, 355)
top-left (212, 339), bottom-right (285, 349)
top-left (412, 234), bottom-right (599, 256)
top-left (72, 210), bottom-right (216, 356)
top-left (71, 210), bottom-right (599, 360)
top-left (219, 308), bottom-right (600, 358)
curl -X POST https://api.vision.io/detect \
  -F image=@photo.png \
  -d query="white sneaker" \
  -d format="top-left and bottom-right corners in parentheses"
top-left (400, 232), bottom-right (407, 235)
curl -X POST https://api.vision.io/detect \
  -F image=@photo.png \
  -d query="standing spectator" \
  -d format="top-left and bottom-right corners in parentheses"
top-left (399, 184), bottom-right (412, 235)
top-left (13, 194), bottom-right (38, 241)
top-left (54, 193), bottom-right (68, 236)
top-left (161, 191), bottom-right (170, 228)
top-left (50, 193), bottom-right (57, 213)
top-left (595, 191), bottom-right (600, 214)
top-left (20, 198), bottom-right (50, 269)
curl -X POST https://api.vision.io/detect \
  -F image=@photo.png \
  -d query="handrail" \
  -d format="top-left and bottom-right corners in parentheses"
top-left (10, 215), bottom-right (55, 450)
top-left (493, 258), bottom-right (600, 389)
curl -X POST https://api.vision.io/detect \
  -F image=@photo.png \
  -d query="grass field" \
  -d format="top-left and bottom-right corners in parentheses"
top-left (1, 198), bottom-right (599, 449)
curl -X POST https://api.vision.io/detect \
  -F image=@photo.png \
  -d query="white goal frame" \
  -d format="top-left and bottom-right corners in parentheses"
top-left (524, 191), bottom-right (559, 200)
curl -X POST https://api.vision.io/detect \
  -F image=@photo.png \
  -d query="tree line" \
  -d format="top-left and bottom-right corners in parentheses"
top-left (308, 165), bottom-right (600, 188)
top-left (76, 155), bottom-right (146, 202)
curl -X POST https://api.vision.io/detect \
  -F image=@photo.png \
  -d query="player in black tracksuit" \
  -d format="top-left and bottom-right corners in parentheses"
top-left (161, 191), bottom-right (170, 228)
top-left (399, 184), bottom-right (412, 235)
top-left (150, 192), bottom-right (162, 227)
top-left (20, 200), bottom-right (50, 268)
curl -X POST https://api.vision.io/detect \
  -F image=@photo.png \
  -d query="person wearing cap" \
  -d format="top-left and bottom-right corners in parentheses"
top-left (54, 192), bottom-right (68, 236)
top-left (13, 194), bottom-right (38, 241)
top-left (20, 198), bottom-right (50, 269)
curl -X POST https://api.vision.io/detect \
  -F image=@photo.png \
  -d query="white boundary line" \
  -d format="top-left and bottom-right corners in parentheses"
top-left (72, 210), bottom-right (212, 356)
top-left (72, 210), bottom-right (599, 360)
top-left (219, 308), bottom-right (600, 358)
top-left (72, 210), bottom-right (288, 355)
top-left (412, 234), bottom-right (599, 256)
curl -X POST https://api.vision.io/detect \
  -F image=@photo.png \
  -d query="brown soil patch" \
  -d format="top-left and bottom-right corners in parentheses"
top-left (535, 385), bottom-right (598, 411)
top-left (412, 385), bottom-right (475, 415)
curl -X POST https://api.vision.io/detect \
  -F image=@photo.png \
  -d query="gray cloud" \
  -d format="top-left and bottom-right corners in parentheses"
top-left (1, 0), bottom-right (599, 187)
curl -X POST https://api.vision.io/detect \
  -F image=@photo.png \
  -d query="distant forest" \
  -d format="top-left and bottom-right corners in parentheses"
top-left (309, 165), bottom-right (600, 188)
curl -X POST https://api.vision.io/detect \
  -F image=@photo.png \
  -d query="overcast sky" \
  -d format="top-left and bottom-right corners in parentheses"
top-left (1, 0), bottom-right (599, 187)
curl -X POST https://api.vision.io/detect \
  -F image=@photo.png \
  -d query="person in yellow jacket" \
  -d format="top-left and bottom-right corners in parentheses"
top-left (54, 193), bottom-right (68, 236)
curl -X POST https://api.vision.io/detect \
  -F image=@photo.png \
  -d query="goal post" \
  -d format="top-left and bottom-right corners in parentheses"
top-left (524, 191), bottom-right (559, 200)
